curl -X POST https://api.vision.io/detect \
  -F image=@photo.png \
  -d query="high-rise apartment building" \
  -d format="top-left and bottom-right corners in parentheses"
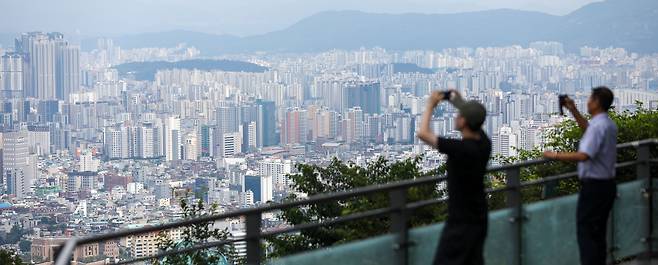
top-left (218, 131), bottom-right (241, 158)
top-left (256, 99), bottom-right (276, 147)
top-left (103, 126), bottom-right (130, 159)
top-left (183, 133), bottom-right (198, 160)
top-left (17, 32), bottom-right (56, 99)
top-left (346, 81), bottom-right (381, 114)
top-left (79, 149), bottom-right (99, 172)
top-left (244, 175), bottom-right (262, 202)
top-left (242, 121), bottom-right (257, 152)
top-left (199, 125), bottom-right (213, 157)
top-left (365, 115), bottom-right (382, 142)
top-left (27, 125), bottom-right (51, 155)
top-left (281, 107), bottom-right (308, 145)
top-left (136, 122), bottom-right (163, 159)
top-left (215, 105), bottom-right (239, 134)
top-left (311, 107), bottom-right (338, 141)
top-left (55, 42), bottom-right (80, 100)
top-left (345, 107), bottom-right (365, 143)
top-left (16, 32), bottom-right (79, 101)
top-left (258, 159), bottom-right (292, 190)
top-left (497, 126), bottom-right (519, 157)
top-left (164, 116), bottom-right (181, 161)
top-left (3, 129), bottom-right (35, 198)
top-left (0, 52), bottom-right (24, 99)
top-left (244, 173), bottom-right (273, 203)
top-left (314, 74), bottom-right (380, 113)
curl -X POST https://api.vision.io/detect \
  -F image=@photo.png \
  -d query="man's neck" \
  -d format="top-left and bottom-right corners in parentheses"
top-left (590, 109), bottom-right (606, 117)
top-left (462, 129), bottom-right (481, 140)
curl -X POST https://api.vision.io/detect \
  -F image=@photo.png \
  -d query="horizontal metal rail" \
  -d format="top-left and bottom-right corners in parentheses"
top-left (54, 138), bottom-right (658, 265)
top-left (114, 238), bottom-right (243, 265)
top-left (261, 207), bottom-right (394, 238)
top-left (73, 174), bottom-right (448, 246)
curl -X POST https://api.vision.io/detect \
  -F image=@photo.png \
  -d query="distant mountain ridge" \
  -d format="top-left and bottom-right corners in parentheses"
top-left (80, 31), bottom-right (240, 53)
top-left (4, 0), bottom-right (658, 54)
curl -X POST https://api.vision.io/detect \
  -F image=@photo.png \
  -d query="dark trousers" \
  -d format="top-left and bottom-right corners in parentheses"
top-left (433, 222), bottom-right (487, 265)
top-left (577, 178), bottom-right (616, 265)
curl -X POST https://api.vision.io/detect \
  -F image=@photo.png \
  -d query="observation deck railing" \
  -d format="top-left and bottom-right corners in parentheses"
top-left (55, 139), bottom-right (658, 265)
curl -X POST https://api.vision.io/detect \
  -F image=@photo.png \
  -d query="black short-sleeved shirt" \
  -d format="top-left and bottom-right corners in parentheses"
top-left (437, 131), bottom-right (491, 224)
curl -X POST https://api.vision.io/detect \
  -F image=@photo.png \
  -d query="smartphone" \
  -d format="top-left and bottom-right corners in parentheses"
top-left (558, 94), bottom-right (568, 115)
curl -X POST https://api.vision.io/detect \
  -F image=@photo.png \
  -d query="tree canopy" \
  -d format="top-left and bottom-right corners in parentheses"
top-left (0, 248), bottom-right (23, 265)
top-left (152, 199), bottom-right (240, 265)
top-left (267, 156), bottom-right (446, 258)
top-left (0, 226), bottom-right (25, 245)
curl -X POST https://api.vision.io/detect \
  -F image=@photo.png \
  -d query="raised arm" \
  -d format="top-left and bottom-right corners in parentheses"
top-left (564, 97), bottom-right (589, 131)
top-left (543, 151), bottom-right (589, 162)
top-left (417, 91), bottom-right (444, 148)
top-left (543, 120), bottom-right (604, 162)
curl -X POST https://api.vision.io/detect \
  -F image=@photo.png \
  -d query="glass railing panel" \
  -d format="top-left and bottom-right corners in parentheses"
top-left (522, 192), bottom-right (579, 265)
top-left (614, 179), bottom-right (648, 259)
top-left (267, 234), bottom-right (396, 265)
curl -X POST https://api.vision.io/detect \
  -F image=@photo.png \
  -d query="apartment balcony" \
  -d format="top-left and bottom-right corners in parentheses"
top-left (55, 139), bottom-right (658, 265)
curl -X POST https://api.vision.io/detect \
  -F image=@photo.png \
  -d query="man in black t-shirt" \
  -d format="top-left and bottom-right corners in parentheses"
top-left (417, 90), bottom-right (491, 265)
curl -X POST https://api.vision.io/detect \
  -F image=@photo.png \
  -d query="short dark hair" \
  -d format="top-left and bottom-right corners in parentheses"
top-left (458, 101), bottom-right (486, 132)
top-left (591, 86), bottom-right (614, 111)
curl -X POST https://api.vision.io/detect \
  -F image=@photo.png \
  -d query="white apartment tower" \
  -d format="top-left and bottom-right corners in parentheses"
top-left (3, 130), bottom-right (36, 199)
top-left (183, 133), bottom-right (198, 161)
top-left (16, 32), bottom-right (80, 101)
top-left (79, 149), bottom-right (99, 172)
top-left (218, 132), bottom-right (241, 158)
top-left (164, 116), bottom-right (181, 161)
top-left (258, 159), bottom-right (293, 190)
top-left (104, 127), bottom-right (130, 159)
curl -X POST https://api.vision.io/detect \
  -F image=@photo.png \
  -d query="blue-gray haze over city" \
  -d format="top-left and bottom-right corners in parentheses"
top-left (1, 0), bottom-right (600, 36)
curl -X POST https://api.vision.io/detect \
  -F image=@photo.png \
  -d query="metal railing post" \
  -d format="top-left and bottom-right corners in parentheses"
top-left (389, 188), bottom-right (409, 265)
top-left (637, 144), bottom-right (652, 264)
top-left (542, 179), bottom-right (557, 199)
top-left (246, 212), bottom-right (262, 265)
top-left (506, 167), bottom-right (523, 265)
top-left (54, 237), bottom-right (77, 265)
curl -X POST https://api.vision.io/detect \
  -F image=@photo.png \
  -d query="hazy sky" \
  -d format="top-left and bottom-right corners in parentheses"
top-left (0, 0), bottom-right (601, 37)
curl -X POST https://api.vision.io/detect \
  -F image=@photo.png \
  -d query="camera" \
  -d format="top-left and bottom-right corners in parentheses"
top-left (558, 94), bottom-right (568, 115)
top-left (441, 90), bottom-right (452, 101)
